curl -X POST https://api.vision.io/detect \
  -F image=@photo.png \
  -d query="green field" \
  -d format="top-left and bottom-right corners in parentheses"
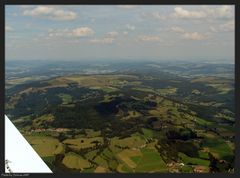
top-left (178, 152), bottom-right (210, 166)
top-left (202, 138), bottom-right (234, 160)
top-left (58, 93), bottom-right (72, 104)
top-left (141, 128), bottom-right (154, 139)
top-left (135, 148), bottom-right (168, 172)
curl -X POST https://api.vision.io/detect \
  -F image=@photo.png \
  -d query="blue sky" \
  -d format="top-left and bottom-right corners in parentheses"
top-left (5, 5), bottom-right (234, 62)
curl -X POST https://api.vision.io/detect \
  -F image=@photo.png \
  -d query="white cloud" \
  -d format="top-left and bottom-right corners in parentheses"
top-left (170, 25), bottom-right (213, 41)
top-left (173, 7), bottom-right (207, 19)
top-left (170, 26), bottom-right (185, 33)
top-left (117, 5), bottom-right (136, 9)
top-left (126, 24), bottom-right (135, 31)
top-left (71, 27), bottom-right (94, 37)
top-left (138, 35), bottom-right (161, 42)
top-left (5, 26), bottom-right (14, 32)
top-left (182, 32), bottom-right (208, 40)
top-left (173, 6), bottom-right (234, 19)
top-left (106, 31), bottom-right (119, 38)
top-left (141, 12), bottom-right (166, 21)
top-left (210, 20), bottom-right (234, 32)
top-left (210, 26), bottom-right (218, 33)
top-left (48, 28), bottom-right (69, 37)
top-left (203, 5), bottom-right (233, 19)
top-left (124, 25), bottom-right (135, 35)
top-left (219, 20), bottom-right (234, 32)
top-left (218, 5), bottom-right (233, 18)
top-left (90, 38), bottom-right (114, 44)
top-left (48, 27), bottom-right (94, 38)
top-left (90, 31), bottom-right (118, 44)
top-left (170, 27), bottom-right (212, 40)
top-left (19, 5), bottom-right (33, 9)
top-left (23, 6), bottom-right (77, 21)
top-left (151, 12), bottom-right (166, 20)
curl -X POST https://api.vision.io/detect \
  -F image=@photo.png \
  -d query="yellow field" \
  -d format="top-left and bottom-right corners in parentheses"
top-left (148, 106), bottom-right (168, 117)
top-left (191, 76), bottom-right (233, 94)
top-left (85, 129), bottom-right (101, 138)
top-left (57, 75), bottom-right (138, 88)
top-left (63, 137), bottom-right (103, 150)
top-left (94, 166), bottom-right (109, 173)
top-left (32, 114), bottom-right (55, 127)
top-left (62, 152), bottom-right (91, 170)
top-left (54, 143), bottom-right (65, 155)
top-left (6, 76), bottom-right (46, 85)
top-left (121, 111), bottom-right (142, 120)
top-left (132, 87), bottom-right (155, 93)
top-left (93, 155), bottom-right (109, 168)
top-left (117, 149), bottom-right (142, 168)
top-left (111, 135), bottom-right (146, 149)
top-left (116, 146), bottom-right (167, 173)
top-left (24, 136), bottom-right (59, 157)
top-left (191, 76), bottom-right (230, 84)
top-left (43, 74), bottom-right (140, 93)
top-left (157, 87), bottom-right (177, 95)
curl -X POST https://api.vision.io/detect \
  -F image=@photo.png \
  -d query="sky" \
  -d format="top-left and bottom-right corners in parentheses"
top-left (5, 5), bottom-right (235, 62)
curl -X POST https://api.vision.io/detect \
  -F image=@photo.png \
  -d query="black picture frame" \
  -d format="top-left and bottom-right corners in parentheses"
top-left (0, 1), bottom-right (239, 178)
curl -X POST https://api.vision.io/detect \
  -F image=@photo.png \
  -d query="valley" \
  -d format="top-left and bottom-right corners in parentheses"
top-left (5, 61), bottom-right (235, 173)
